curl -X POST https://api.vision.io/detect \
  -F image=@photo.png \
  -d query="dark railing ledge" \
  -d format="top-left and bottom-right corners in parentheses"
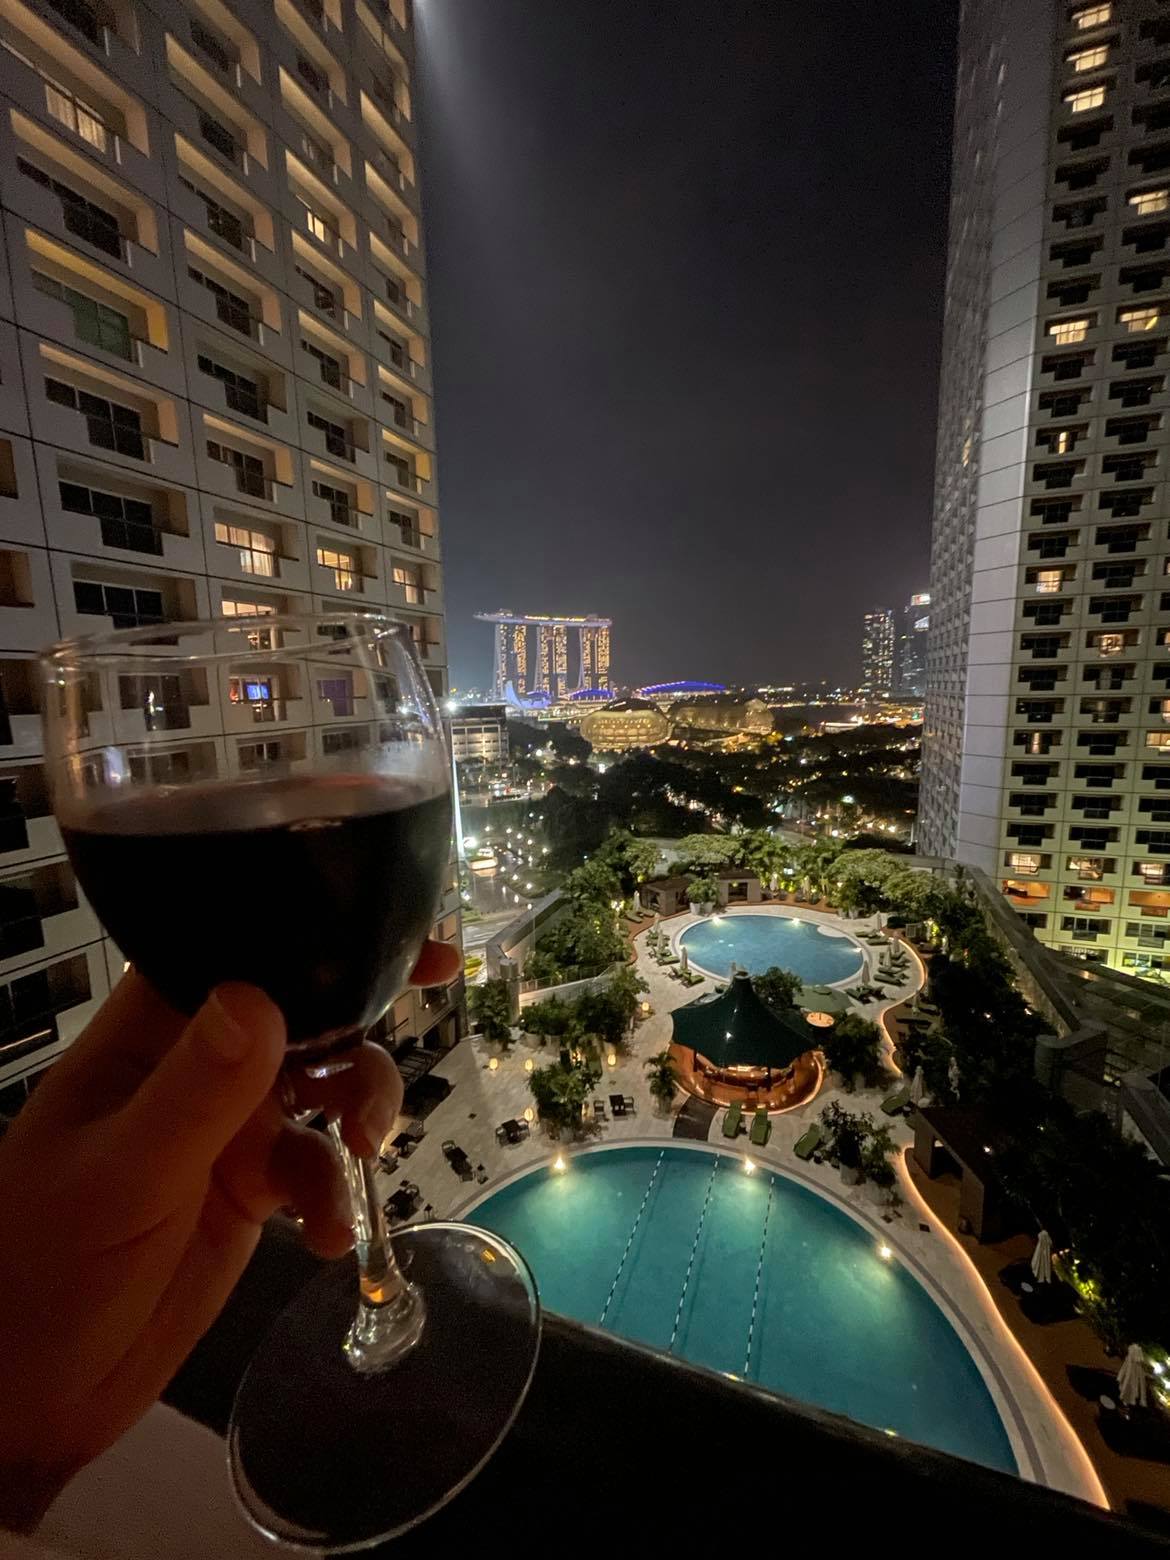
top-left (161, 1218), bottom-right (1167, 1554)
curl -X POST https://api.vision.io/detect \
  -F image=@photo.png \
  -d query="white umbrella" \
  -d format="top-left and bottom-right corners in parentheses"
top-left (1118, 1344), bottom-right (1148, 1409)
top-left (1030, 1229), bottom-right (1053, 1285)
top-left (947, 1054), bottom-right (961, 1099)
top-left (652, 912), bottom-right (661, 937)
top-left (679, 945), bottom-right (690, 975)
top-left (909, 1066), bottom-right (927, 1106)
top-left (632, 889), bottom-right (642, 913)
top-left (769, 872), bottom-right (779, 894)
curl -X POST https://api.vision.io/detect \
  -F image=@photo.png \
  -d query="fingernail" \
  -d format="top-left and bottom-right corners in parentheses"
top-left (201, 989), bottom-right (254, 1062)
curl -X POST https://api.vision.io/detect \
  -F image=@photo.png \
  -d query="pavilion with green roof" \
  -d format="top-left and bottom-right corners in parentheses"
top-left (668, 972), bottom-right (825, 1113)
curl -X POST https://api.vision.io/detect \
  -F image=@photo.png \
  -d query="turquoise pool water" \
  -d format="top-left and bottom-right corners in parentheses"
top-left (471, 1146), bottom-right (1017, 1474)
top-left (680, 912), bottom-right (865, 984)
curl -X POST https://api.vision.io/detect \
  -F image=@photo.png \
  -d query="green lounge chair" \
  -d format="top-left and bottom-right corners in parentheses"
top-left (793, 1123), bottom-right (822, 1160)
top-left (722, 1101), bottom-right (743, 1139)
top-left (750, 1105), bottom-right (771, 1146)
top-left (881, 1086), bottom-right (911, 1116)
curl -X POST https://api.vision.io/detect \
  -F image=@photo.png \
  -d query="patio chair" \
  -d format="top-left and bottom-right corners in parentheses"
top-left (622, 1095), bottom-right (636, 1113)
top-left (593, 1099), bottom-right (607, 1119)
top-left (793, 1123), bottom-right (822, 1161)
top-left (442, 1141), bottom-right (473, 1179)
top-left (494, 1125), bottom-right (509, 1146)
top-left (516, 1118), bottom-right (530, 1139)
top-left (749, 1105), bottom-right (771, 1147)
top-left (722, 1101), bottom-right (743, 1138)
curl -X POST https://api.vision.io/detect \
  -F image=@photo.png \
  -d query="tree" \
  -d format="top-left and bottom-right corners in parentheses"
top-left (644, 1048), bottom-right (680, 1113)
top-left (523, 906), bottom-right (627, 986)
top-left (687, 873), bottom-right (720, 908)
top-left (739, 829), bottom-right (792, 887)
top-left (576, 987), bottom-right (631, 1051)
top-left (519, 995), bottom-right (576, 1045)
top-left (468, 978), bottom-right (513, 1044)
top-left (672, 835), bottom-right (744, 873)
top-left (563, 857), bottom-right (623, 911)
top-left (607, 962), bottom-right (648, 1027)
top-left (752, 966), bottom-right (803, 1012)
top-left (821, 1014), bottom-right (886, 1091)
top-left (594, 831), bottom-right (660, 893)
top-left (861, 1123), bottom-right (899, 1194)
top-left (528, 1052), bottom-right (602, 1135)
top-left (818, 1102), bottom-right (873, 1171)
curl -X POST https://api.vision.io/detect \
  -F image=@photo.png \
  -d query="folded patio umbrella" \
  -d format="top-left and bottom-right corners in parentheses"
top-left (1030, 1229), bottom-right (1053, 1285)
top-left (679, 945), bottom-right (690, 974)
top-left (909, 1066), bottom-right (927, 1106)
top-left (1117, 1343), bottom-right (1148, 1409)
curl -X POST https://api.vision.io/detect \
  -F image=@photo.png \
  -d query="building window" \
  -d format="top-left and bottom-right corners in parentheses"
top-left (73, 580), bottom-right (164, 629)
top-left (206, 441), bottom-right (269, 499)
top-left (59, 482), bottom-right (161, 556)
top-left (392, 564), bottom-right (422, 604)
top-left (310, 480), bottom-right (353, 526)
top-left (228, 675), bottom-right (275, 722)
top-left (1120, 306), bottom-right (1160, 333)
top-left (44, 379), bottom-right (145, 460)
top-left (1072, 3), bottom-right (1111, 28)
top-left (1128, 188), bottom-right (1170, 216)
top-left (1034, 569), bottom-right (1066, 594)
top-left (239, 740), bottom-right (282, 769)
top-left (17, 158), bottom-right (122, 257)
top-left (1065, 85), bottom-right (1107, 112)
top-left (1007, 853), bottom-right (1042, 875)
top-left (214, 521), bottom-right (276, 577)
top-left (179, 178), bottom-right (246, 252)
top-left (295, 264), bottom-right (336, 316)
top-left (316, 544), bottom-right (357, 592)
top-left (1048, 316), bottom-right (1091, 344)
top-left (187, 266), bottom-right (254, 336)
top-left (32, 271), bottom-right (133, 360)
top-left (302, 339), bottom-right (345, 390)
top-left (1067, 45), bottom-right (1109, 72)
top-left (1147, 731), bottom-right (1170, 749)
top-left (322, 727), bottom-right (366, 755)
top-left (306, 410), bottom-right (351, 460)
top-left (221, 597), bottom-right (276, 649)
top-left (43, 78), bottom-right (109, 153)
top-left (318, 676), bottom-right (354, 716)
top-left (197, 356), bottom-right (265, 420)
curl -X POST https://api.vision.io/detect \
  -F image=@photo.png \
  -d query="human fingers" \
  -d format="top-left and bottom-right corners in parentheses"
top-left (17, 969), bottom-right (186, 1133)
top-left (287, 1041), bottom-right (402, 1157)
top-left (408, 937), bottom-right (461, 988)
top-left (104, 985), bottom-right (286, 1230)
top-left (267, 1125), bottom-right (354, 1258)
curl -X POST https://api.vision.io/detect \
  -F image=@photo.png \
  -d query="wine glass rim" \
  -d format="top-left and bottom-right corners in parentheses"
top-left (40, 612), bottom-right (411, 671)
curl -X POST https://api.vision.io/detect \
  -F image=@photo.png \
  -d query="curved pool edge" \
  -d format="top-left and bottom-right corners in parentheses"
top-left (452, 1138), bottom-right (1042, 1485)
top-left (672, 906), bottom-right (868, 988)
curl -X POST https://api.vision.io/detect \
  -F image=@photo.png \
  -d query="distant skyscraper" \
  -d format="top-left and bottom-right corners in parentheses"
top-left (477, 613), bottom-right (612, 698)
top-left (920, 0), bottom-right (1170, 977)
top-left (861, 609), bottom-right (896, 698)
top-left (894, 592), bottom-right (931, 698)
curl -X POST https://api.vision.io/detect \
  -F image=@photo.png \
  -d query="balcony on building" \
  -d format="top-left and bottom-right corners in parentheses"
top-left (0, 763), bottom-right (60, 870)
top-left (200, 412), bottom-right (295, 509)
top-left (359, 86), bottom-right (417, 205)
top-left (0, 858), bottom-right (97, 974)
top-left (23, 230), bottom-right (171, 381)
top-left (182, 230), bottom-right (285, 357)
top-left (208, 509), bottom-right (309, 595)
top-left (381, 428), bottom-right (433, 502)
top-left (49, 462), bottom-right (200, 573)
top-left (298, 313), bottom-right (370, 413)
top-left (173, 141), bottom-right (276, 269)
top-left (287, 153), bottom-right (358, 268)
top-left (276, 61), bottom-right (354, 192)
top-left (0, 946), bottom-right (103, 1089)
top-left (370, 235), bottom-right (426, 327)
top-left (64, 554), bottom-right (197, 636)
top-left (164, 31), bottom-right (269, 182)
top-left (35, 345), bottom-right (183, 480)
top-left (0, 661), bottom-right (41, 760)
top-left (222, 662), bottom-right (307, 736)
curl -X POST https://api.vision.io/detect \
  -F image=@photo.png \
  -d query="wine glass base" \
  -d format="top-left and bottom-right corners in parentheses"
top-left (228, 1222), bottom-right (540, 1551)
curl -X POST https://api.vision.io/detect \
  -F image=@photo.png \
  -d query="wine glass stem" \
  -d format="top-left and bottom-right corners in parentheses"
top-left (328, 1120), bottom-right (426, 1373)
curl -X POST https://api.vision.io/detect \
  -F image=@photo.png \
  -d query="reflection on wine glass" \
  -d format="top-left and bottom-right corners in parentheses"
top-left (41, 612), bottom-right (539, 1550)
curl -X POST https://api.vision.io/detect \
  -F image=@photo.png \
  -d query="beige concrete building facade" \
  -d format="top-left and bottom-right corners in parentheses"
top-left (0, 0), bottom-right (461, 1104)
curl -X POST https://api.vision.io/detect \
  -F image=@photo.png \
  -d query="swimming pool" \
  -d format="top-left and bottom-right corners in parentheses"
top-left (469, 1146), bottom-right (1017, 1475)
top-left (679, 912), bottom-right (865, 985)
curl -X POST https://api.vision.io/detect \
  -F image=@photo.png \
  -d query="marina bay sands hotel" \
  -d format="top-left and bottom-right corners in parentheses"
top-left (476, 612), bottom-right (612, 700)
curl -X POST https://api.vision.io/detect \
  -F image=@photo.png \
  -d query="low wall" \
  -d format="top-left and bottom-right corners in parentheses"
top-left (484, 890), bottom-right (568, 979)
top-left (517, 965), bottom-right (620, 1010)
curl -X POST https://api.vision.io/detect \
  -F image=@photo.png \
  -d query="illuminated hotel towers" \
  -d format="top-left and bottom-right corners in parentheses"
top-left (477, 611), bottom-right (613, 698)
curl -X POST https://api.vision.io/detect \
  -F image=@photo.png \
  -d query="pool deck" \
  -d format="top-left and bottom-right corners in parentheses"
top-left (375, 901), bottom-right (1106, 1511)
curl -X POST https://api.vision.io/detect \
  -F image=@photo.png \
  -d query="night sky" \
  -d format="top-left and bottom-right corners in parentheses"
top-left (414, 1), bottom-right (958, 693)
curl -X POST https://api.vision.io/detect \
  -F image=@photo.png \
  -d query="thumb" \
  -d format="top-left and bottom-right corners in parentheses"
top-left (109, 984), bottom-right (286, 1212)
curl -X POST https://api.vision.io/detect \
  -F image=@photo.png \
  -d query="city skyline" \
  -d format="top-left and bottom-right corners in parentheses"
top-left (416, 0), bottom-right (955, 690)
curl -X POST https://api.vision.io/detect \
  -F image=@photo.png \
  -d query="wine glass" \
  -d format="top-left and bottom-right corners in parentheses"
top-left (40, 612), bottom-right (540, 1550)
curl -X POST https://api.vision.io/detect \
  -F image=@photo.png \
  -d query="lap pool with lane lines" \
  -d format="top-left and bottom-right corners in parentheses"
top-left (469, 1146), bottom-right (1016, 1475)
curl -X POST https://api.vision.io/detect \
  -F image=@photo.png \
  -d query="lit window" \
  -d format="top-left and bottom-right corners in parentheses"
top-left (1065, 85), bottom-right (1106, 112)
top-left (1128, 188), bottom-right (1170, 216)
top-left (1008, 853), bottom-right (1041, 875)
top-left (1120, 307), bottom-right (1160, 333)
top-left (316, 544), bottom-right (357, 591)
top-left (1097, 632), bottom-right (1125, 657)
top-left (221, 596), bottom-right (276, 649)
top-left (392, 564), bottom-right (422, 604)
top-left (1146, 731), bottom-right (1170, 749)
top-left (1053, 429), bottom-right (1072, 454)
top-left (960, 435), bottom-right (972, 467)
top-left (1048, 316), bottom-right (1090, 344)
top-left (1139, 861), bottom-right (1167, 880)
top-left (1072, 4), bottom-right (1111, 28)
top-left (1067, 45), bottom-right (1108, 72)
top-left (1035, 569), bottom-right (1064, 594)
top-left (214, 521), bottom-right (275, 577)
top-left (44, 81), bottom-right (109, 153)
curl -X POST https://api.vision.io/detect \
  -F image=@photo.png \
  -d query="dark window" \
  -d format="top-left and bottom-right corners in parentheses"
top-left (295, 264), bottom-right (336, 316)
top-left (311, 480), bottom-right (352, 526)
top-left (306, 410), bottom-right (352, 460)
top-left (179, 178), bottom-right (247, 252)
top-left (302, 339), bottom-right (345, 390)
top-left (46, 0), bottom-right (104, 47)
top-left (187, 266), bottom-right (254, 336)
top-left (59, 482), bottom-right (162, 556)
top-left (31, 271), bottom-right (132, 359)
top-left (190, 18), bottom-right (234, 73)
top-left (73, 580), bottom-right (164, 629)
top-left (17, 158), bottom-right (122, 258)
top-left (206, 441), bottom-right (268, 499)
top-left (296, 54), bottom-right (328, 95)
top-left (44, 379), bottom-right (145, 460)
top-left (197, 355), bottom-right (265, 420)
top-left (199, 111), bottom-right (241, 165)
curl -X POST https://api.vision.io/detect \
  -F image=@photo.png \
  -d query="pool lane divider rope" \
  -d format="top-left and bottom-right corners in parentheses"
top-left (598, 1149), bottom-right (666, 1326)
top-left (668, 1156), bottom-right (721, 1351)
top-left (742, 1173), bottom-right (776, 1377)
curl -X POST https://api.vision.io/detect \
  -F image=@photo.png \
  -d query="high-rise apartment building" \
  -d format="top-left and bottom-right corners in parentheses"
top-left (894, 591), bottom-right (931, 698)
top-left (860, 608), bottom-right (896, 698)
top-left (0, 0), bottom-right (462, 1107)
top-left (921, 0), bottom-right (1170, 976)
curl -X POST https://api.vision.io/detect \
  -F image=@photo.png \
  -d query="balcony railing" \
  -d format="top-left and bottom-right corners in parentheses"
top-left (99, 514), bottom-right (165, 556)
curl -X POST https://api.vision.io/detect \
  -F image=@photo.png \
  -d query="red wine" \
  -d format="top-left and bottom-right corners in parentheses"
top-left (62, 778), bottom-right (452, 1049)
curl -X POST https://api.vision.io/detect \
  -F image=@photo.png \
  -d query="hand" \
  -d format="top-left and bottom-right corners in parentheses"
top-left (0, 939), bottom-right (461, 1532)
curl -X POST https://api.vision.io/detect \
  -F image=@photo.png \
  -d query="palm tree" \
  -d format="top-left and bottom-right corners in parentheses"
top-left (644, 1048), bottom-right (680, 1114)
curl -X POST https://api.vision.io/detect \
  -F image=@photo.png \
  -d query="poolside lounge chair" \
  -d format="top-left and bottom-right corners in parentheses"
top-left (442, 1140), bottom-right (473, 1179)
top-left (881, 1086), bottom-right (912, 1116)
top-left (750, 1105), bottom-right (771, 1147)
top-left (722, 1101), bottom-right (743, 1138)
top-left (793, 1124), bottom-right (822, 1161)
top-left (622, 1095), bottom-right (636, 1113)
